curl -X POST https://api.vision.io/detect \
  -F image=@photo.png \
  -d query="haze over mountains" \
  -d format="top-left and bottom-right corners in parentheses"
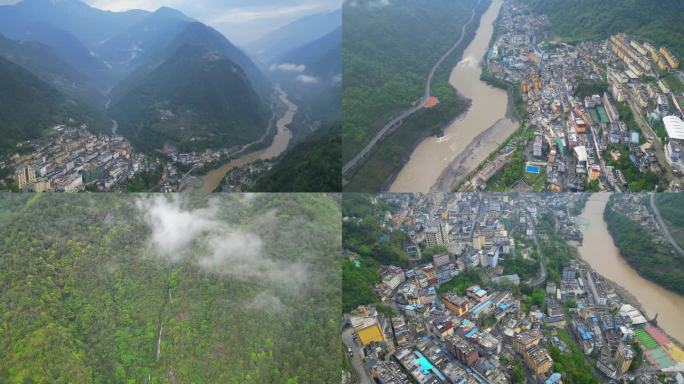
top-left (0, 0), bottom-right (342, 192)
top-left (0, 0), bottom-right (340, 154)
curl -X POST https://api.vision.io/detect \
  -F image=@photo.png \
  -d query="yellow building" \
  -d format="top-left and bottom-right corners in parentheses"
top-left (14, 165), bottom-right (36, 189)
top-left (660, 47), bottom-right (679, 69)
top-left (443, 293), bottom-right (469, 317)
top-left (350, 306), bottom-right (386, 346)
top-left (513, 330), bottom-right (541, 354)
top-left (615, 344), bottom-right (634, 374)
top-left (524, 345), bottom-right (553, 375)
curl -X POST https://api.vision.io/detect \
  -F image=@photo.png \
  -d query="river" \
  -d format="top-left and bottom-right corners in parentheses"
top-left (390, 0), bottom-right (515, 192)
top-left (183, 87), bottom-right (296, 192)
top-left (576, 193), bottom-right (684, 343)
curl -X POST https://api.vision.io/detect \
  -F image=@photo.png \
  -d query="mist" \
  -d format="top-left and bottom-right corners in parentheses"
top-left (137, 195), bottom-right (307, 288)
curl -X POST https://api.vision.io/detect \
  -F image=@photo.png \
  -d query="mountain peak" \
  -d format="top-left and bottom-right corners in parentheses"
top-left (152, 6), bottom-right (191, 21)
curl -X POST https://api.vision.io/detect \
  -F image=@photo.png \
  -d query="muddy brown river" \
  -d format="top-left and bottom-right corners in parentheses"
top-left (183, 87), bottom-right (296, 193)
top-left (391, 0), bottom-right (515, 192)
top-left (577, 193), bottom-right (684, 343)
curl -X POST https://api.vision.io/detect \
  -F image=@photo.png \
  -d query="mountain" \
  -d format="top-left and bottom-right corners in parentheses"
top-left (113, 44), bottom-right (269, 153)
top-left (277, 26), bottom-right (342, 79)
top-left (247, 8), bottom-right (341, 64)
top-left (0, 193), bottom-right (341, 383)
top-left (1, 0), bottom-right (148, 48)
top-left (110, 21), bottom-right (271, 102)
top-left (520, 0), bottom-right (684, 59)
top-left (0, 34), bottom-right (102, 106)
top-left (250, 124), bottom-right (341, 192)
top-left (0, 56), bottom-right (100, 153)
top-left (269, 27), bottom-right (342, 126)
top-left (94, 7), bottom-right (194, 78)
top-left (0, 11), bottom-right (113, 87)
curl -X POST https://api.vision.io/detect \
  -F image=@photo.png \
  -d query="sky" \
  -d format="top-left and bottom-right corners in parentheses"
top-left (0, 0), bottom-right (341, 46)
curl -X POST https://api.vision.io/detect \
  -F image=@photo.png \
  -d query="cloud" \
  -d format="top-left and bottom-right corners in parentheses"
top-left (137, 195), bottom-right (217, 262)
top-left (243, 291), bottom-right (284, 314)
top-left (0, 0), bottom-right (341, 45)
top-left (137, 195), bottom-right (306, 287)
top-left (346, 0), bottom-right (390, 8)
top-left (269, 63), bottom-right (306, 73)
top-left (296, 74), bottom-right (319, 84)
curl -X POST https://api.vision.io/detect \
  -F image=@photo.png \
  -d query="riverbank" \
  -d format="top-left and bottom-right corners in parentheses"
top-left (343, 1), bottom-right (487, 192)
top-left (575, 193), bottom-right (684, 344)
top-left (390, 0), bottom-right (511, 192)
top-left (182, 87), bottom-right (296, 193)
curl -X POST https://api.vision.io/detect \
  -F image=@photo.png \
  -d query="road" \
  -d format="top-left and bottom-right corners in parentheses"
top-left (650, 192), bottom-right (684, 256)
top-left (342, 0), bottom-right (481, 176)
top-left (528, 213), bottom-right (548, 288)
top-left (342, 327), bottom-right (373, 384)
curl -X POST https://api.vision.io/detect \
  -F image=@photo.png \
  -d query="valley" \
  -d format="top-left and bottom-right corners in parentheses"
top-left (0, 0), bottom-right (341, 193)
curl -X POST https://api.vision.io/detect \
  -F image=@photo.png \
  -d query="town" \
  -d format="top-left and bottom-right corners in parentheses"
top-left (0, 121), bottom-right (269, 193)
top-left (342, 193), bottom-right (684, 384)
top-left (460, 0), bottom-right (684, 193)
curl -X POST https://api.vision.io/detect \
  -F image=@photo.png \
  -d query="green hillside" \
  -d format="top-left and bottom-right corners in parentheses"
top-left (0, 193), bottom-right (341, 383)
top-left (250, 124), bottom-right (341, 192)
top-left (0, 56), bottom-right (101, 155)
top-left (604, 195), bottom-right (684, 295)
top-left (342, 0), bottom-right (487, 190)
top-left (114, 44), bottom-right (269, 153)
top-left (519, 0), bottom-right (684, 59)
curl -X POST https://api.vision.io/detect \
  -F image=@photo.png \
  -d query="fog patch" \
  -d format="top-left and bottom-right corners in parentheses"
top-left (138, 195), bottom-right (217, 262)
top-left (137, 195), bottom-right (306, 288)
top-left (269, 63), bottom-right (306, 73)
top-left (244, 291), bottom-right (284, 314)
top-left (296, 74), bottom-right (319, 84)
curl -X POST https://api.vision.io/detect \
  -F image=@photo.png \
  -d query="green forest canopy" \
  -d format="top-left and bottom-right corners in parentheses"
top-left (0, 194), bottom-right (341, 384)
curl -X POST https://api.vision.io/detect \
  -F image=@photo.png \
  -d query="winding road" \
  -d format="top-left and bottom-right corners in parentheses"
top-left (649, 192), bottom-right (684, 256)
top-left (342, 0), bottom-right (481, 176)
top-left (528, 212), bottom-right (548, 288)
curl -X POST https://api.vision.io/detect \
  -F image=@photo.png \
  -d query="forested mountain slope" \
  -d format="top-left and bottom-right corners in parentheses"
top-left (0, 194), bottom-right (341, 383)
top-left (519, 0), bottom-right (684, 58)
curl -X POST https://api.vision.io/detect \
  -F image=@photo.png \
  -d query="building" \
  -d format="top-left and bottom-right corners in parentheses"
top-left (663, 116), bottom-right (684, 173)
top-left (523, 345), bottom-right (553, 375)
top-left (486, 245), bottom-right (500, 268)
top-left (615, 343), bottom-right (634, 374)
top-left (443, 293), bottom-right (469, 317)
top-left (381, 266), bottom-right (406, 291)
top-left (446, 334), bottom-right (479, 367)
top-left (14, 165), bottom-right (36, 189)
top-left (350, 307), bottom-right (386, 346)
top-left (513, 330), bottom-right (541, 354)
top-left (432, 253), bottom-right (450, 268)
top-left (425, 220), bottom-right (449, 248)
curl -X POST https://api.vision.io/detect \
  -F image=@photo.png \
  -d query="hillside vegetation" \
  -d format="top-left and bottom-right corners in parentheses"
top-left (519, 0), bottom-right (684, 59)
top-left (251, 125), bottom-right (341, 192)
top-left (114, 44), bottom-right (269, 153)
top-left (604, 195), bottom-right (684, 295)
top-left (0, 56), bottom-right (102, 154)
top-left (0, 194), bottom-right (341, 383)
top-left (342, 0), bottom-right (488, 190)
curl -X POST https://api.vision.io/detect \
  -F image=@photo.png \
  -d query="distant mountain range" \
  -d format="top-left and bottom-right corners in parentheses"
top-left (0, 0), bottom-right (272, 153)
top-left (268, 26), bottom-right (342, 126)
top-left (247, 8), bottom-right (341, 65)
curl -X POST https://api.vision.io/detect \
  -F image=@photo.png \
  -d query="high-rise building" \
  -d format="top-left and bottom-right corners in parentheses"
top-left (425, 220), bottom-right (449, 248)
top-left (615, 343), bottom-right (634, 374)
top-left (14, 165), bottom-right (36, 189)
